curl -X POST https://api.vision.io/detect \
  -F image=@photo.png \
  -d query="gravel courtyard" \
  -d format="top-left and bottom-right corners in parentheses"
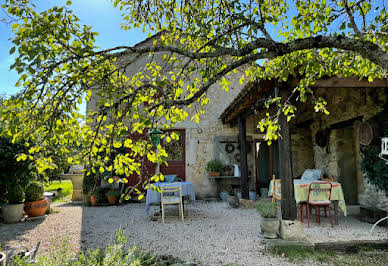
top-left (1, 201), bottom-right (387, 265)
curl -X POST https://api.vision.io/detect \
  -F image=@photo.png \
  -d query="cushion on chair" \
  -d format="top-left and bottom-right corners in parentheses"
top-left (162, 196), bottom-right (181, 203)
top-left (308, 200), bottom-right (331, 205)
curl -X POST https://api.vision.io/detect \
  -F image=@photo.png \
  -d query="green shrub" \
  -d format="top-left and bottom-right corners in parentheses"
top-left (106, 190), bottom-right (121, 197)
top-left (25, 182), bottom-right (44, 202)
top-left (206, 159), bottom-right (222, 172)
top-left (256, 198), bottom-right (278, 218)
top-left (7, 184), bottom-right (25, 204)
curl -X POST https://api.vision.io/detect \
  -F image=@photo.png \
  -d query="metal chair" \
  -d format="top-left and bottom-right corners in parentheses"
top-left (307, 182), bottom-right (333, 228)
top-left (160, 183), bottom-right (184, 223)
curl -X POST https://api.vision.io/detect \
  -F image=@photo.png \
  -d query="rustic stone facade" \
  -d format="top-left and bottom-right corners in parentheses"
top-left (290, 86), bottom-right (388, 211)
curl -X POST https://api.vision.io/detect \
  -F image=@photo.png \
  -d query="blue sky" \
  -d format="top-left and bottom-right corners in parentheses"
top-left (0, 0), bottom-right (148, 96)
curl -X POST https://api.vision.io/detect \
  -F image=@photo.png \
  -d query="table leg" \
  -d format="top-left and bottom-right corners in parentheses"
top-left (334, 201), bottom-right (339, 225)
top-left (159, 202), bottom-right (162, 214)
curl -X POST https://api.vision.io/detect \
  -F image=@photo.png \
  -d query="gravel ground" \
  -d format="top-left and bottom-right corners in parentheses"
top-left (1, 201), bottom-right (387, 265)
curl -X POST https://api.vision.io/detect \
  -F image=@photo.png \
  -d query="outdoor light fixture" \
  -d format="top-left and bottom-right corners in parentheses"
top-left (379, 137), bottom-right (388, 164)
top-left (149, 128), bottom-right (163, 148)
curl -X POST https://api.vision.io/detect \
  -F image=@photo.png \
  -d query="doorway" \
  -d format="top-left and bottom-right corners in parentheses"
top-left (255, 140), bottom-right (279, 192)
top-left (335, 128), bottom-right (358, 204)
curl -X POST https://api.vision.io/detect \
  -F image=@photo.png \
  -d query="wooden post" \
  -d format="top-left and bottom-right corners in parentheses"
top-left (238, 116), bottom-right (249, 199)
top-left (278, 91), bottom-right (297, 220)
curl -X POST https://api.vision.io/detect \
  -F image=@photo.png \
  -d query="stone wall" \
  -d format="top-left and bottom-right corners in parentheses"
top-left (305, 86), bottom-right (387, 210)
top-left (87, 35), bottom-right (264, 199)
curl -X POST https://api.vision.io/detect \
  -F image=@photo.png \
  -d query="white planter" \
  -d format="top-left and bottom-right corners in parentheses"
top-left (2, 203), bottom-right (24, 223)
top-left (0, 252), bottom-right (5, 266)
top-left (261, 217), bottom-right (280, 239)
top-left (68, 174), bottom-right (84, 201)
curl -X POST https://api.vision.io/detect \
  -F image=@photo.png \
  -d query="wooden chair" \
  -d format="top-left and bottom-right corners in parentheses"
top-left (160, 183), bottom-right (184, 224)
top-left (272, 175), bottom-right (281, 203)
top-left (307, 182), bottom-right (333, 228)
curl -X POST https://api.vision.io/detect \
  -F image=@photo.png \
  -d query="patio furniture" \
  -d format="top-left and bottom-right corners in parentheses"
top-left (145, 181), bottom-right (195, 215)
top-left (306, 182), bottom-right (333, 228)
top-left (161, 183), bottom-right (184, 223)
top-left (6, 242), bottom-right (40, 266)
top-left (271, 175), bottom-right (281, 203)
top-left (268, 180), bottom-right (346, 225)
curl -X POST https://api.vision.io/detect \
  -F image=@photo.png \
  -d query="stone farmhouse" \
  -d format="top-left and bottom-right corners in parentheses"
top-left (88, 33), bottom-right (388, 216)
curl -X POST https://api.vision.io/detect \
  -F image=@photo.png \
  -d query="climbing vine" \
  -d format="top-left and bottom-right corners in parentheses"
top-left (360, 103), bottom-right (388, 193)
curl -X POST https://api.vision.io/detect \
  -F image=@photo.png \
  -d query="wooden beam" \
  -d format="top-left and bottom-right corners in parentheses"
top-left (279, 90), bottom-right (297, 220)
top-left (238, 116), bottom-right (249, 199)
top-left (312, 77), bottom-right (388, 88)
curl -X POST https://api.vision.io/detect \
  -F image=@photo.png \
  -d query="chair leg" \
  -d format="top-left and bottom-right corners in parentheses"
top-left (180, 201), bottom-right (184, 222)
top-left (300, 204), bottom-right (304, 223)
top-left (307, 204), bottom-right (310, 228)
top-left (328, 205), bottom-right (333, 228)
top-left (161, 203), bottom-right (165, 224)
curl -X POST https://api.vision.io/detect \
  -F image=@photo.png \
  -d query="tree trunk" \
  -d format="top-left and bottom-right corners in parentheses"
top-left (239, 116), bottom-right (249, 199)
top-left (278, 92), bottom-right (297, 220)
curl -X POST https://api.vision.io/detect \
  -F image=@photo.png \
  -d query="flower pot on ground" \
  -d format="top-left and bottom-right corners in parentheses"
top-left (206, 159), bottom-right (222, 176)
top-left (228, 187), bottom-right (239, 208)
top-left (106, 190), bottom-right (120, 205)
top-left (24, 182), bottom-right (49, 217)
top-left (89, 191), bottom-right (99, 206)
top-left (256, 199), bottom-right (279, 239)
top-left (2, 185), bottom-right (25, 223)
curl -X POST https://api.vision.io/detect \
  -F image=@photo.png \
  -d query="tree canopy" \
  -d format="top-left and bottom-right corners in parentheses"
top-left (0, 0), bottom-right (387, 198)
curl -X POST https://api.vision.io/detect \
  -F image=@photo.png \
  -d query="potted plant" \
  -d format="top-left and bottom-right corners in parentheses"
top-left (256, 199), bottom-right (279, 239)
top-left (2, 185), bottom-right (25, 223)
top-left (24, 182), bottom-right (49, 217)
top-left (228, 187), bottom-right (239, 208)
top-left (106, 190), bottom-right (120, 205)
top-left (89, 190), bottom-right (99, 206)
top-left (206, 159), bottom-right (222, 176)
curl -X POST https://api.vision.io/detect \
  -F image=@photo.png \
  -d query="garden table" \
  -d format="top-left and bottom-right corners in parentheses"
top-left (268, 180), bottom-right (347, 225)
top-left (145, 181), bottom-right (195, 215)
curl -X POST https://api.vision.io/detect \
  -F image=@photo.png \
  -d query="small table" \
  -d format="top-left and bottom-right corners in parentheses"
top-left (268, 180), bottom-right (347, 225)
top-left (145, 181), bottom-right (196, 215)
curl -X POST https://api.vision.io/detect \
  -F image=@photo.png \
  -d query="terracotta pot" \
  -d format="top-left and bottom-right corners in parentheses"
top-left (107, 195), bottom-right (118, 205)
top-left (25, 197), bottom-right (49, 217)
top-left (2, 203), bottom-right (24, 223)
top-left (90, 195), bottom-right (97, 206)
top-left (209, 171), bottom-right (220, 176)
top-left (228, 195), bottom-right (239, 208)
top-left (261, 217), bottom-right (280, 239)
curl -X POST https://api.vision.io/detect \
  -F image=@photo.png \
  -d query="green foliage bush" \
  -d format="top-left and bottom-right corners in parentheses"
top-left (106, 190), bottom-right (121, 197)
top-left (0, 137), bottom-right (37, 203)
top-left (10, 229), bottom-right (181, 265)
top-left (7, 184), bottom-right (25, 204)
top-left (25, 182), bottom-right (44, 201)
top-left (255, 199), bottom-right (278, 218)
top-left (206, 159), bottom-right (222, 172)
top-left (361, 106), bottom-right (388, 193)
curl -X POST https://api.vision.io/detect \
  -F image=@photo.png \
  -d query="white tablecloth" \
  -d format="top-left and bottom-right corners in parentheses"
top-left (145, 182), bottom-right (195, 215)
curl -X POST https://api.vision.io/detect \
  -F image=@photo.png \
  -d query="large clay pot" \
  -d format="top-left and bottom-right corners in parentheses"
top-left (228, 195), bottom-right (239, 208)
top-left (69, 174), bottom-right (84, 201)
top-left (261, 217), bottom-right (280, 239)
top-left (107, 195), bottom-right (118, 205)
top-left (2, 203), bottom-right (24, 223)
top-left (0, 252), bottom-right (6, 266)
top-left (25, 197), bottom-right (49, 217)
top-left (90, 195), bottom-right (97, 206)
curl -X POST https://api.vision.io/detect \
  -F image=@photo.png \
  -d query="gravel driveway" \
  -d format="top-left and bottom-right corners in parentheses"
top-left (1, 201), bottom-right (387, 265)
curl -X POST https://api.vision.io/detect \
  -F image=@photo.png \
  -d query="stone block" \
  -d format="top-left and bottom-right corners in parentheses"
top-left (280, 220), bottom-right (306, 241)
top-left (239, 199), bottom-right (254, 208)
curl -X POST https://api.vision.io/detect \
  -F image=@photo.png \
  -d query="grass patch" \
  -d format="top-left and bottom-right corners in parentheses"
top-left (44, 180), bottom-right (73, 202)
top-left (268, 245), bottom-right (388, 266)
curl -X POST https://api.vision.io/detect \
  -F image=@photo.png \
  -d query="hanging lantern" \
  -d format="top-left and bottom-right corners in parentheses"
top-left (149, 128), bottom-right (163, 148)
top-left (381, 137), bottom-right (388, 156)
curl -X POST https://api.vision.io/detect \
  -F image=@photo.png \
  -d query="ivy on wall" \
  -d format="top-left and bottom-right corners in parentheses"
top-left (360, 102), bottom-right (388, 194)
